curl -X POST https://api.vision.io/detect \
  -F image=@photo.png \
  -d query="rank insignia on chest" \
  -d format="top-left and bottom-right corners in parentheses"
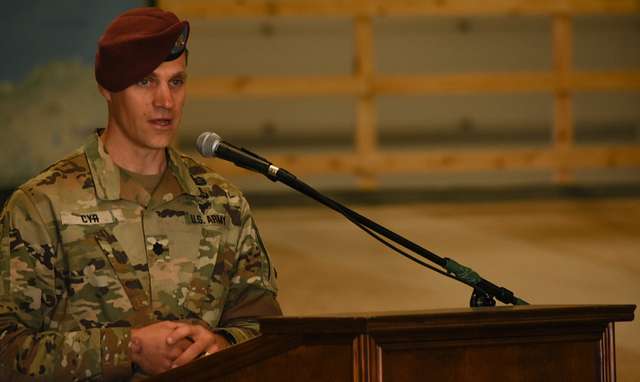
top-left (186, 213), bottom-right (227, 226)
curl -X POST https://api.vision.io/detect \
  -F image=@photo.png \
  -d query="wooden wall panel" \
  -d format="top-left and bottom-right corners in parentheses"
top-left (161, 0), bottom-right (640, 188)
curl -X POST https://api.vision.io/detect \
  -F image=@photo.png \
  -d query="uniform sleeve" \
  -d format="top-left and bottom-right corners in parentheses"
top-left (216, 196), bottom-right (282, 344)
top-left (0, 189), bottom-right (132, 381)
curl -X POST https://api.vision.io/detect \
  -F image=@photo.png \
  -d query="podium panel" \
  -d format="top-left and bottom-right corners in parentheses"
top-left (150, 305), bottom-right (635, 382)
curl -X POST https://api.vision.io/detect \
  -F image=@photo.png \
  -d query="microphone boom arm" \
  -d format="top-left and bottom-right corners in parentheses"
top-left (197, 133), bottom-right (529, 306)
top-left (272, 167), bottom-right (528, 306)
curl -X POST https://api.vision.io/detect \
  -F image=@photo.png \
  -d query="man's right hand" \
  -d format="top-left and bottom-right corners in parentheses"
top-left (130, 321), bottom-right (193, 375)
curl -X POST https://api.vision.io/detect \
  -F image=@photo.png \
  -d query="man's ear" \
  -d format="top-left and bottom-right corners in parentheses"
top-left (97, 84), bottom-right (112, 102)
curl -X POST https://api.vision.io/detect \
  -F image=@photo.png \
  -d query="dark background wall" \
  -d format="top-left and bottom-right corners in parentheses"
top-left (0, 0), bottom-right (146, 203)
top-left (0, 0), bottom-right (145, 83)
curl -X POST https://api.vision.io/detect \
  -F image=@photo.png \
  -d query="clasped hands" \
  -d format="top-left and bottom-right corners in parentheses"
top-left (129, 321), bottom-right (231, 375)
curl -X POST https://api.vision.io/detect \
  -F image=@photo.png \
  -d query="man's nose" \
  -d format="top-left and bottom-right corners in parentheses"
top-left (153, 83), bottom-right (174, 109)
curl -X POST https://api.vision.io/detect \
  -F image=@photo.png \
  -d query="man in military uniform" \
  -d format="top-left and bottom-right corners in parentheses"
top-left (0, 7), bottom-right (281, 380)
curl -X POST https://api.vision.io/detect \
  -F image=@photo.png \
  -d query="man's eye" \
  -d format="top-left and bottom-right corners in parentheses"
top-left (170, 78), bottom-right (185, 87)
top-left (137, 78), bottom-right (152, 87)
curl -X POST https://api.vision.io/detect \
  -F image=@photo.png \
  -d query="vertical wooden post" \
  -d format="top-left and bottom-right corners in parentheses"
top-left (354, 10), bottom-right (378, 189)
top-left (552, 11), bottom-right (574, 183)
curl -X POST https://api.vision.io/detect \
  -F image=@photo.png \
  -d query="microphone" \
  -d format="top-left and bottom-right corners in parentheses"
top-left (196, 132), bottom-right (290, 182)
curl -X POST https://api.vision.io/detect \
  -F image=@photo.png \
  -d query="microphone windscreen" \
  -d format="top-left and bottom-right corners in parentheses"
top-left (196, 132), bottom-right (221, 157)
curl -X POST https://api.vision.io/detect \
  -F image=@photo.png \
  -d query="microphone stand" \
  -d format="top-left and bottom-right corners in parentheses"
top-left (225, 146), bottom-right (528, 307)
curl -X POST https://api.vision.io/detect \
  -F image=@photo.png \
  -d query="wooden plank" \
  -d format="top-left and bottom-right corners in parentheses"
top-left (563, 0), bottom-right (640, 14)
top-left (553, 96), bottom-right (573, 143)
top-left (354, 14), bottom-right (378, 188)
top-left (552, 12), bottom-right (574, 183)
top-left (187, 146), bottom-right (640, 176)
top-left (195, 151), bottom-right (360, 176)
top-left (380, 71), bottom-right (640, 94)
top-left (387, 146), bottom-right (640, 172)
top-left (159, 0), bottom-right (362, 18)
top-left (369, 0), bottom-right (640, 16)
top-left (553, 14), bottom-right (573, 97)
top-left (571, 70), bottom-right (640, 91)
top-left (369, 0), bottom-right (569, 17)
top-left (375, 72), bottom-right (555, 94)
top-left (159, 0), bottom-right (640, 18)
top-left (186, 71), bottom-right (640, 98)
top-left (187, 76), bottom-right (364, 97)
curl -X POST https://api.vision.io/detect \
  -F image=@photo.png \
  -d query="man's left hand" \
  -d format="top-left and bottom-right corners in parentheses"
top-left (166, 323), bottom-right (231, 368)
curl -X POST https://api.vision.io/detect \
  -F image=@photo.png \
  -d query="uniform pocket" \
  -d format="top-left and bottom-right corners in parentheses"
top-left (180, 229), bottom-right (228, 327)
top-left (62, 231), bottom-right (137, 326)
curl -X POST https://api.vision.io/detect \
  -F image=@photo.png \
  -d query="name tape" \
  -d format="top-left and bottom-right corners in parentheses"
top-left (60, 209), bottom-right (124, 225)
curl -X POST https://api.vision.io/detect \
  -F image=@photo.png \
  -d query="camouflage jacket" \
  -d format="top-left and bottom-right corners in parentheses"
top-left (0, 134), bottom-right (280, 381)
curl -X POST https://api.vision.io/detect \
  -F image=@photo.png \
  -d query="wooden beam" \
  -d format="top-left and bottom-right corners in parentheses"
top-left (186, 71), bottom-right (640, 99)
top-left (187, 146), bottom-right (640, 176)
top-left (375, 72), bottom-right (555, 94)
top-left (380, 71), bottom-right (640, 94)
top-left (552, 12), bottom-right (574, 183)
top-left (369, 0), bottom-right (640, 16)
top-left (159, 0), bottom-right (362, 18)
top-left (369, 0), bottom-right (569, 17)
top-left (188, 76), bottom-right (364, 97)
top-left (563, 0), bottom-right (640, 14)
top-left (379, 146), bottom-right (640, 172)
top-left (194, 151), bottom-right (360, 176)
top-left (571, 70), bottom-right (640, 91)
top-left (159, 0), bottom-right (640, 18)
top-left (354, 13), bottom-right (378, 188)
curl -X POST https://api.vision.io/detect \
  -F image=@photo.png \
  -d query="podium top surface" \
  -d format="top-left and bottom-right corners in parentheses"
top-left (258, 304), bottom-right (636, 335)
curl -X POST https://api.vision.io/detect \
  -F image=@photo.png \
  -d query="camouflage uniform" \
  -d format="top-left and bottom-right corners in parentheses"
top-left (0, 133), bottom-right (280, 381)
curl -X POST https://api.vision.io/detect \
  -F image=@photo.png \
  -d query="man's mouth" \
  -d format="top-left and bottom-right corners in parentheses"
top-left (149, 118), bottom-right (173, 127)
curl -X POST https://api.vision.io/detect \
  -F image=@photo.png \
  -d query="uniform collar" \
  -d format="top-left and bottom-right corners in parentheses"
top-left (84, 131), bottom-right (200, 204)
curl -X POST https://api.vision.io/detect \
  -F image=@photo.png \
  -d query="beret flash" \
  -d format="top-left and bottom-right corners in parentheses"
top-left (95, 7), bottom-right (190, 92)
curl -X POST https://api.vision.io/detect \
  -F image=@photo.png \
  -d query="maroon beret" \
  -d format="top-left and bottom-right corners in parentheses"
top-left (95, 7), bottom-right (189, 92)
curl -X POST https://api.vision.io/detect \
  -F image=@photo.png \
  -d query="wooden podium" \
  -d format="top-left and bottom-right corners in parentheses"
top-left (150, 305), bottom-right (635, 382)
